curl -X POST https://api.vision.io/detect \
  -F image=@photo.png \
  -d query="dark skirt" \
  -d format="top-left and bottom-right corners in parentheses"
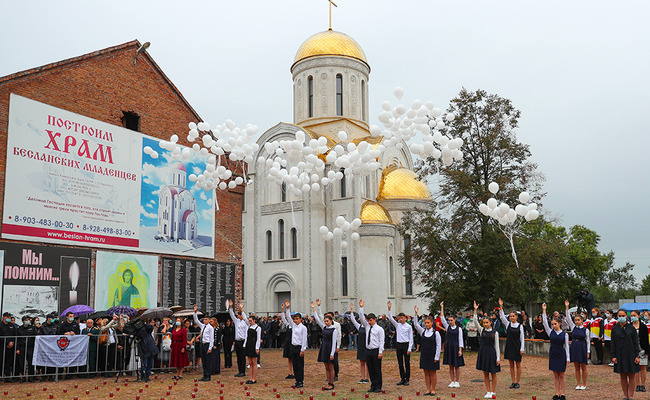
top-left (318, 327), bottom-right (336, 364)
top-left (476, 330), bottom-right (501, 373)
top-left (504, 324), bottom-right (523, 362)
top-left (357, 327), bottom-right (367, 361)
top-left (442, 326), bottom-right (465, 367)
top-left (282, 328), bottom-right (292, 358)
top-left (549, 330), bottom-right (567, 372)
top-left (569, 327), bottom-right (589, 364)
top-left (245, 327), bottom-right (259, 358)
top-left (420, 332), bottom-right (440, 371)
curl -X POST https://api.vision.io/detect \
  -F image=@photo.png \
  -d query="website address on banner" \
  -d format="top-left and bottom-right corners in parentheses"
top-left (2, 224), bottom-right (139, 248)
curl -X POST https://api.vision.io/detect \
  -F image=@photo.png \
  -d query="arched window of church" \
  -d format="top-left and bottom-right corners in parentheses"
top-left (278, 219), bottom-right (285, 259)
top-left (281, 182), bottom-right (287, 203)
top-left (336, 74), bottom-right (343, 116)
top-left (340, 168), bottom-right (347, 198)
top-left (404, 235), bottom-right (413, 296)
top-left (389, 256), bottom-right (395, 296)
top-left (361, 80), bottom-right (367, 121)
top-left (266, 230), bottom-right (272, 260)
top-left (290, 228), bottom-right (297, 258)
top-left (308, 76), bottom-right (314, 118)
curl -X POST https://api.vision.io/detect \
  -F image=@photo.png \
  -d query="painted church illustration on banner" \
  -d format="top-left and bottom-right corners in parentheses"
top-left (157, 162), bottom-right (199, 242)
top-left (242, 28), bottom-right (431, 314)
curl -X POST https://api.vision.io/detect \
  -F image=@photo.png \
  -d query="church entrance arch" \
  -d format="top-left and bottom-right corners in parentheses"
top-left (266, 272), bottom-right (295, 313)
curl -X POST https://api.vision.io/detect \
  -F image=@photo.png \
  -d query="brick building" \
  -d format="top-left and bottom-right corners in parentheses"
top-left (0, 40), bottom-right (243, 313)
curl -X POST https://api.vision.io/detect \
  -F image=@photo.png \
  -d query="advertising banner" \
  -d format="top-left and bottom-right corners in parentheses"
top-left (0, 243), bottom-right (91, 319)
top-left (160, 257), bottom-right (235, 314)
top-left (3, 94), bottom-right (215, 258)
top-left (94, 251), bottom-right (158, 309)
top-left (33, 335), bottom-right (89, 367)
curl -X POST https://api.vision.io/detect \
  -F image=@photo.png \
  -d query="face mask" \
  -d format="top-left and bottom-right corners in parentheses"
top-left (592, 312), bottom-right (597, 317)
top-left (175, 321), bottom-right (181, 326)
top-left (631, 316), bottom-right (639, 322)
top-left (68, 317), bottom-right (74, 322)
top-left (24, 321), bottom-right (31, 326)
top-left (605, 314), bottom-right (611, 319)
top-left (36, 323), bottom-right (41, 327)
top-left (52, 318), bottom-right (58, 323)
top-left (618, 317), bottom-right (627, 324)
top-left (4, 318), bottom-right (10, 324)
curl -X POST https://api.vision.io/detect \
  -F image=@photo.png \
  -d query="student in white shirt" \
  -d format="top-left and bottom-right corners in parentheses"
top-left (228, 299), bottom-right (249, 377)
top-left (283, 300), bottom-right (307, 389)
top-left (414, 306), bottom-right (441, 396)
top-left (474, 301), bottom-right (501, 399)
top-left (349, 302), bottom-right (369, 384)
top-left (387, 301), bottom-right (414, 386)
top-left (310, 301), bottom-right (337, 390)
top-left (316, 299), bottom-right (341, 381)
top-left (359, 299), bottom-right (384, 393)
top-left (498, 298), bottom-right (525, 390)
top-left (193, 304), bottom-right (214, 382)
top-left (240, 303), bottom-right (261, 384)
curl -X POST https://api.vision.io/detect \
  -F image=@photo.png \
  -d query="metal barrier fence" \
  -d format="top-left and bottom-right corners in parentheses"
top-left (0, 332), bottom-right (205, 382)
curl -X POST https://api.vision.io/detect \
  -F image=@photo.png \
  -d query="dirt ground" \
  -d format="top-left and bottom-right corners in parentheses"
top-left (1, 349), bottom-right (643, 400)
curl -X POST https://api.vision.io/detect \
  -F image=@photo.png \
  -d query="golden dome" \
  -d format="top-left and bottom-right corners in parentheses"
top-left (360, 200), bottom-right (393, 224)
top-left (293, 30), bottom-right (368, 68)
top-left (377, 166), bottom-right (431, 200)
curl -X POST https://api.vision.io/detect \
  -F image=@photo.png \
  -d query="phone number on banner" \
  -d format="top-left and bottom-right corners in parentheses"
top-left (9, 215), bottom-right (134, 236)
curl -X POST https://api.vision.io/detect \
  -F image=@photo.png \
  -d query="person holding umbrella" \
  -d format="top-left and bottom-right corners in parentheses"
top-left (193, 305), bottom-right (214, 381)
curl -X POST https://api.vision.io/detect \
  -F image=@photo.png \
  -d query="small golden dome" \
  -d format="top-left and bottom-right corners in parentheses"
top-left (293, 30), bottom-right (368, 68)
top-left (360, 200), bottom-right (393, 224)
top-left (378, 166), bottom-right (431, 200)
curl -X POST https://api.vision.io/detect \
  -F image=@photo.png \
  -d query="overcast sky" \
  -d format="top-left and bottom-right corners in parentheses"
top-left (1, 1), bottom-right (648, 282)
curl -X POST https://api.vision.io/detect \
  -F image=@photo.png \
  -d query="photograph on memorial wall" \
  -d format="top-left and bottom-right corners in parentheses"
top-left (160, 257), bottom-right (235, 314)
top-left (2, 94), bottom-right (215, 258)
top-left (94, 251), bottom-right (158, 309)
top-left (0, 243), bottom-right (91, 319)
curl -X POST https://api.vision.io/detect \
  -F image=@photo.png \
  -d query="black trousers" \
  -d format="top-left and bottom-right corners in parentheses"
top-left (334, 350), bottom-right (339, 377)
top-left (201, 343), bottom-right (212, 378)
top-left (396, 342), bottom-right (411, 382)
top-left (592, 338), bottom-right (603, 362)
top-left (234, 340), bottom-right (246, 374)
top-left (211, 344), bottom-right (221, 375)
top-left (290, 345), bottom-right (304, 383)
top-left (223, 342), bottom-right (233, 368)
top-left (366, 349), bottom-right (382, 390)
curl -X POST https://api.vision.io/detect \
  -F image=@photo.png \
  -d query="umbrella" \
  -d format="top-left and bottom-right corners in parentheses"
top-left (108, 306), bottom-right (137, 317)
top-left (212, 312), bottom-right (231, 323)
top-left (60, 305), bottom-right (94, 318)
top-left (170, 305), bottom-right (185, 313)
top-left (80, 310), bottom-right (110, 321)
top-left (343, 311), bottom-right (359, 318)
top-left (136, 308), bottom-right (148, 316)
top-left (172, 309), bottom-right (202, 318)
top-left (140, 307), bottom-right (173, 320)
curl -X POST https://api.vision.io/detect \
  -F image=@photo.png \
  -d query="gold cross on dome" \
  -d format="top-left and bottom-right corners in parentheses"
top-left (328, 0), bottom-right (338, 31)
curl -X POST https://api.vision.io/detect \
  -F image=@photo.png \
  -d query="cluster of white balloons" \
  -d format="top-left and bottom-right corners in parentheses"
top-left (478, 182), bottom-right (540, 225)
top-left (262, 130), bottom-right (383, 198)
top-left (371, 87), bottom-right (463, 167)
top-left (319, 216), bottom-right (362, 252)
top-left (162, 121), bottom-right (260, 192)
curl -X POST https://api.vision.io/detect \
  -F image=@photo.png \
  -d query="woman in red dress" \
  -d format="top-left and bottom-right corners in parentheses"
top-left (170, 317), bottom-right (189, 379)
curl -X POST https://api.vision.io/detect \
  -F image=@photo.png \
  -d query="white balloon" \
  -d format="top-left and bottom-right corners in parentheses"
top-left (528, 203), bottom-right (538, 211)
top-left (515, 204), bottom-right (527, 216)
top-left (478, 203), bottom-right (489, 215)
top-left (311, 182), bottom-right (320, 192)
top-left (333, 227), bottom-right (343, 237)
top-left (228, 181), bottom-right (237, 189)
top-left (488, 182), bottom-right (499, 194)
top-left (351, 218), bottom-right (362, 229)
top-left (337, 131), bottom-right (348, 141)
top-left (340, 241), bottom-right (348, 250)
top-left (319, 226), bottom-right (329, 235)
top-left (487, 198), bottom-right (498, 209)
top-left (518, 192), bottom-right (530, 204)
top-left (528, 209), bottom-right (540, 220)
top-left (170, 134), bottom-right (179, 143)
top-left (394, 86), bottom-right (404, 100)
top-left (218, 182), bottom-right (227, 190)
top-left (143, 146), bottom-right (153, 154)
top-left (325, 232), bottom-right (334, 241)
top-left (336, 216), bottom-right (346, 227)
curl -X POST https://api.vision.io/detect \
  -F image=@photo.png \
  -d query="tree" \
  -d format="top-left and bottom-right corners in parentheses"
top-left (400, 88), bottom-right (546, 310)
top-left (641, 273), bottom-right (650, 295)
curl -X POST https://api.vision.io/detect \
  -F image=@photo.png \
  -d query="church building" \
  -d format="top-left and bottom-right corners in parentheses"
top-left (157, 161), bottom-right (199, 242)
top-left (242, 28), bottom-right (432, 314)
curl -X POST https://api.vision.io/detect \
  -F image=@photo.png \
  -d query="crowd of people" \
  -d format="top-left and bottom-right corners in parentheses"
top-left (0, 299), bottom-right (648, 400)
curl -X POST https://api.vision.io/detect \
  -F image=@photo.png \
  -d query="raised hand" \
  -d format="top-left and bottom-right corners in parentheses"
top-left (310, 301), bottom-right (315, 310)
top-left (498, 298), bottom-right (503, 308)
top-left (564, 300), bottom-right (569, 309)
top-left (542, 303), bottom-right (547, 312)
top-left (281, 303), bottom-right (285, 311)
top-left (359, 299), bottom-right (364, 308)
top-left (194, 304), bottom-right (198, 313)
top-left (414, 306), bottom-right (419, 315)
top-left (350, 302), bottom-right (354, 312)
top-left (473, 301), bottom-right (479, 311)
top-left (387, 301), bottom-right (392, 311)
top-left (316, 299), bottom-right (322, 307)
top-left (285, 299), bottom-right (291, 309)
